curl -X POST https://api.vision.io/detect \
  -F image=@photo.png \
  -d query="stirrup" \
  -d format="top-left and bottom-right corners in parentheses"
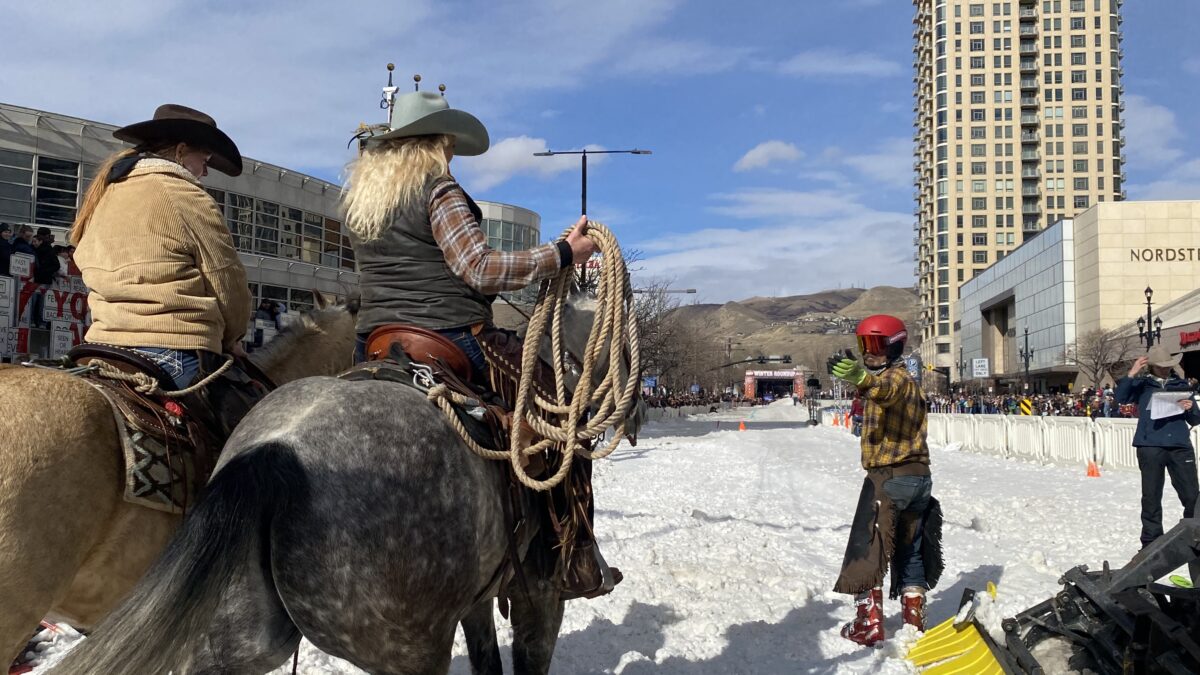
top-left (561, 544), bottom-right (623, 600)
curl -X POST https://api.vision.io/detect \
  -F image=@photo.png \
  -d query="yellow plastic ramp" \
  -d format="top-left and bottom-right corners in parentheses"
top-left (907, 582), bottom-right (1006, 674)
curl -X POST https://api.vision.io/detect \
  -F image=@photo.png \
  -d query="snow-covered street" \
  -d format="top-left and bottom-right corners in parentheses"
top-left (30, 400), bottom-right (1166, 673)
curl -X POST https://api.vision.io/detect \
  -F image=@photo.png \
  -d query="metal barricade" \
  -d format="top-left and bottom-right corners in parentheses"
top-left (1041, 417), bottom-right (1095, 466)
top-left (971, 415), bottom-right (1009, 456)
top-left (1006, 416), bottom-right (1046, 462)
top-left (1094, 418), bottom-right (1139, 469)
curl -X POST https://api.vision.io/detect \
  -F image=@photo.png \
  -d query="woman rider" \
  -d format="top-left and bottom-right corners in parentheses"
top-left (341, 88), bottom-right (619, 598)
top-left (71, 104), bottom-right (254, 430)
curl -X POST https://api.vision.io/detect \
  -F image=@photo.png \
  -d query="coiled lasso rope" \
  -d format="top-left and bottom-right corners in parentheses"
top-left (428, 221), bottom-right (641, 491)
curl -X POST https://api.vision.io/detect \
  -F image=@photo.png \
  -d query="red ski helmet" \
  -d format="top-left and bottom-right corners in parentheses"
top-left (856, 314), bottom-right (907, 360)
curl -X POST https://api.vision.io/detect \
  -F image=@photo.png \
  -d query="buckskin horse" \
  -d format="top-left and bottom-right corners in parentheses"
top-left (52, 292), bottom-right (644, 675)
top-left (0, 293), bottom-right (358, 667)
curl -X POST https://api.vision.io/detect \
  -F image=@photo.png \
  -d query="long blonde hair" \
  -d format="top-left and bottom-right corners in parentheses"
top-left (342, 134), bottom-right (453, 242)
top-left (70, 141), bottom-right (190, 246)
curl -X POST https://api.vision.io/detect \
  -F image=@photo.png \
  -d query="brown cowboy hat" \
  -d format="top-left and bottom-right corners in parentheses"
top-left (113, 104), bottom-right (243, 176)
top-left (1147, 344), bottom-right (1183, 369)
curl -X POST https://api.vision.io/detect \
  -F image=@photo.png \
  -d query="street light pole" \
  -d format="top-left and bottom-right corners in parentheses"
top-left (957, 346), bottom-right (966, 392)
top-left (1019, 327), bottom-right (1035, 392)
top-left (532, 148), bottom-right (653, 216)
top-left (1136, 286), bottom-right (1162, 352)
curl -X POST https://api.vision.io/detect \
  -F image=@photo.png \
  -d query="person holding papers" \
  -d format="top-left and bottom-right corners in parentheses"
top-left (1115, 345), bottom-right (1200, 549)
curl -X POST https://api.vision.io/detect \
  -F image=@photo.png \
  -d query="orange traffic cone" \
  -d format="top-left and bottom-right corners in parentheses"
top-left (739, 421), bottom-right (746, 431)
top-left (833, 413), bottom-right (841, 427)
top-left (1087, 461), bottom-right (1101, 478)
top-left (844, 413), bottom-right (851, 428)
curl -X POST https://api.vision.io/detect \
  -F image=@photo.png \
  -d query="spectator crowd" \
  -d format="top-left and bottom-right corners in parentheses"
top-left (926, 388), bottom-right (1145, 418)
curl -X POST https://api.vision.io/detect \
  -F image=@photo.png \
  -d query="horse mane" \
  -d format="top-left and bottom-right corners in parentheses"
top-left (248, 305), bottom-right (354, 382)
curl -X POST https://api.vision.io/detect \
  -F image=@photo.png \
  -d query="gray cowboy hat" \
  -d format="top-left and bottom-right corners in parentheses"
top-left (370, 91), bottom-right (489, 156)
top-left (113, 104), bottom-right (243, 176)
top-left (1147, 344), bottom-right (1183, 369)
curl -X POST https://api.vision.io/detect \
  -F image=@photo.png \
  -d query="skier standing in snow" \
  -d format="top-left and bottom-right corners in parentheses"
top-left (829, 315), bottom-right (943, 646)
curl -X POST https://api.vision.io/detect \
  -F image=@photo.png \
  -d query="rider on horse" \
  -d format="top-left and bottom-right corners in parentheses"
top-left (341, 85), bottom-right (621, 599)
top-left (70, 104), bottom-right (262, 435)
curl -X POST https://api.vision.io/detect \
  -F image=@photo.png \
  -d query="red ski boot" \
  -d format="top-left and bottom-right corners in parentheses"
top-left (901, 589), bottom-right (926, 632)
top-left (841, 588), bottom-right (884, 646)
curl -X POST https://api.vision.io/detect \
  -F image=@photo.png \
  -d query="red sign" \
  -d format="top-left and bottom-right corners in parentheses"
top-left (1181, 329), bottom-right (1200, 349)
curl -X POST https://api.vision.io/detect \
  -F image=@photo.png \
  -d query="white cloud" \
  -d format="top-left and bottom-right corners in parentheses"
top-left (1128, 159), bottom-right (1200, 200)
top-left (798, 169), bottom-right (854, 190)
top-left (841, 138), bottom-right (914, 189)
top-left (1122, 94), bottom-right (1184, 168)
top-left (456, 137), bottom-right (606, 192)
top-left (778, 49), bottom-right (903, 78)
top-left (705, 188), bottom-right (864, 221)
top-left (633, 190), bottom-right (912, 302)
top-left (733, 141), bottom-right (804, 172)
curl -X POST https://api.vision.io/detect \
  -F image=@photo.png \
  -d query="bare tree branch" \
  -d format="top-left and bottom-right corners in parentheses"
top-left (1068, 328), bottom-right (1133, 388)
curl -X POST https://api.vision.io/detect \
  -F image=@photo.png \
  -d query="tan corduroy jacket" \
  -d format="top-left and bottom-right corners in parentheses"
top-left (74, 160), bottom-right (252, 353)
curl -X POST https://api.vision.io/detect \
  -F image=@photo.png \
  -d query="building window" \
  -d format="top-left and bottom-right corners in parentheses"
top-left (0, 148), bottom-right (34, 221)
top-left (972, 215), bottom-right (987, 227)
top-left (34, 156), bottom-right (79, 226)
top-left (1074, 195), bottom-right (1090, 209)
top-left (973, 250), bottom-right (989, 264)
top-left (937, 342), bottom-right (952, 354)
top-left (974, 233), bottom-right (988, 245)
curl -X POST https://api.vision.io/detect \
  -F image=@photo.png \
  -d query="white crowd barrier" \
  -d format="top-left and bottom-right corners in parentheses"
top-left (643, 401), bottom-right (741, 423)
top-left (928, 413), bottom-right (1200, 469)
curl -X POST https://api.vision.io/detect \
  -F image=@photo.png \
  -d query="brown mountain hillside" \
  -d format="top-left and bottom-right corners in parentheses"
top-left (740, 288), bottom-right (865, 322)
top-left (841, 286), bottom-right (921, 319)
top-left (664, 285), bottom-right (922, 391)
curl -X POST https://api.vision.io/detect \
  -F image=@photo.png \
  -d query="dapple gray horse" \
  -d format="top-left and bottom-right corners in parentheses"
top-left (53, 296), bottom-right (644, 675)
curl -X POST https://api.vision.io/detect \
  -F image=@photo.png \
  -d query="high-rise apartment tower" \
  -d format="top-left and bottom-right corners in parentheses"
top-left (913, 0), bottom-right (1125, 379)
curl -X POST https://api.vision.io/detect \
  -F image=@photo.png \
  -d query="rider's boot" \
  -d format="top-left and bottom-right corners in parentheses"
top-left (901, 587), bottom-right (927, 632)
top-left (840, 587), bottom-right (885, 646)
top-left (558, 458), bottom-right (624, 600)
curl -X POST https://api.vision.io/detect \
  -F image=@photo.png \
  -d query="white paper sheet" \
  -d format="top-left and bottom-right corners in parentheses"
top-left (1149, 391), bottom-right (1191, 420)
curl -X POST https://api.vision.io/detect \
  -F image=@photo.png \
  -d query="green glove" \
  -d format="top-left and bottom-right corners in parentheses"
top-left (831, 358), bottom-right (868, 387)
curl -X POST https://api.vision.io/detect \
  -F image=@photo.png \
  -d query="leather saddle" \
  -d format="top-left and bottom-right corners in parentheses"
top-left (366, 324), bottom-right (473, 383)
top-left (69, 343), bottom-right (179, 392)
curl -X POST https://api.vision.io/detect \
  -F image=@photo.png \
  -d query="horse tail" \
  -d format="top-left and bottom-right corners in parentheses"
top-left (52, 443), bottom-right (305, 674)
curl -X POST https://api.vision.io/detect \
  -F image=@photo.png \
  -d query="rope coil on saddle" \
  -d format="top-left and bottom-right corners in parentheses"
top-left (428, 220), bottom-right (640, 491)
top-left (92, 357), bottom-right (236, 397)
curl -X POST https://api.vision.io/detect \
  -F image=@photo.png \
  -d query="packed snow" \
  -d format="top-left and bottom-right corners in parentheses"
top-left (29, 399), bottom-right (1179, 673)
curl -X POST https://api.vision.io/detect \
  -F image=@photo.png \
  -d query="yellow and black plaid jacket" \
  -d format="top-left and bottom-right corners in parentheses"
top-left (856, 364), bottom-right (929, 469)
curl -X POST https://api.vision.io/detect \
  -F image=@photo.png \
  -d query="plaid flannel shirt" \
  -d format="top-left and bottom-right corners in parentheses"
top-left (856, 363), bottom-right (930, 469)
top-left (430, 181), bottom-right (563, 295)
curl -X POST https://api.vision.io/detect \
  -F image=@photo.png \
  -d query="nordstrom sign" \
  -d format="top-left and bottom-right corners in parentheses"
top-left (1130, 248), bottom-right (1200, 262)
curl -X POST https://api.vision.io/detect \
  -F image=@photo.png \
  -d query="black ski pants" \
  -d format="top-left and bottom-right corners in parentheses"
top-left (1136, 445), bottom-right (1200, 548)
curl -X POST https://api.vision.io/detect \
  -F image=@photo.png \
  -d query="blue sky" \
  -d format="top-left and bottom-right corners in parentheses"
top-left (4, 0), bottom-right (1197, 302)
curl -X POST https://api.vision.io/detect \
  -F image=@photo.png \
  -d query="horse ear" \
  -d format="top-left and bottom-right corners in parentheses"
top-left (344, 292), bottom-right (361, 314)
top-left (312, 289), bottom-right (329, 310)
